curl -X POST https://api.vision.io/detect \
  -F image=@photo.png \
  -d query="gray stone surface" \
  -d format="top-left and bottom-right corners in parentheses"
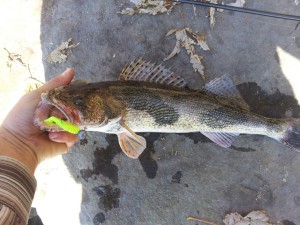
top-left (35, 0), bottom-right (300, 224)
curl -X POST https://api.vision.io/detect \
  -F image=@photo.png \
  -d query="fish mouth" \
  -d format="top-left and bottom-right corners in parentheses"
top-left (34, 94), bottom-right (82, 132)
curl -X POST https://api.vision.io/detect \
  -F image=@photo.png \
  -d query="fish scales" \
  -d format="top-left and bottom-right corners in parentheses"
top-left (108, 82), bottom-right (282, 136)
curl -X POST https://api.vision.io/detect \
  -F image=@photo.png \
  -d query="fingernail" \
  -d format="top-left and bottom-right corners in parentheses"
top-left (49, 132), bottom-right (59, 139)
top-left (61, 68), bottom-right (72, 77)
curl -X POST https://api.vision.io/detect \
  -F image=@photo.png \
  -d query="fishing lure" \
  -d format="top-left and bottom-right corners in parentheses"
top-left (44, 116), bottom-right (80, 134)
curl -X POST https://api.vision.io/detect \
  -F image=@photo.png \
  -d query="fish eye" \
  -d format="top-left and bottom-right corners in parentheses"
top-left (73, 96), bottom-right (84, 106)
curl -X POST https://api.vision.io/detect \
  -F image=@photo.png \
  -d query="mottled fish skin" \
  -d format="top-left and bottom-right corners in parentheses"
top-left (46, 81), bottom-right (285, 139)
top-left (34, 59), bottom-right (300, 157)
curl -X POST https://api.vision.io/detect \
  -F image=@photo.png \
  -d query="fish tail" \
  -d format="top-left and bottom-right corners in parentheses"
top-left (280, 119), bottom-right (300, 152)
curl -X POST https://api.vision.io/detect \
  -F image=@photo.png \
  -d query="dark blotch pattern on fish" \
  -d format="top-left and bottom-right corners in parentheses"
top-left (121, 87), bottom-right (179, 125)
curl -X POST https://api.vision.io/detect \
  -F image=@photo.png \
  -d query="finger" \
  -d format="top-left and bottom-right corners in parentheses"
top-left (49, 131), bottom-right (78, 148)
top-left (34, 133), bottom-right (70, 162)
top-left (39, 141), bottom-right (69, 162)
top-left (37, 68), bottom-right (75, 93)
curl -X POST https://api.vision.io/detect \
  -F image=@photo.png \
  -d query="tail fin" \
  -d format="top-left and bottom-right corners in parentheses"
top-left (281, 120), bottom-right (300, 152)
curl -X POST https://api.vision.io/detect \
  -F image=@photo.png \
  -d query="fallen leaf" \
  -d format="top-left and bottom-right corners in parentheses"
top-left (227, 0), bottom-right (246, 7)
top-left (190, 54), bottom-right (204, 79)
top-left (119, 0), bottom-right (176, 15)
top-left (4, 48), bottom-right (27, 71)
top-left (130, 0), bottom-right (143, 5)
top-left (120, 8), bottom-right (135, 15)
top-left (47, 38), bottom-right (79, 64)
top-left (164, 28), bottom-right (209, 79)
top-left (223, 211), bottom-right (274, 225)
top-left (209, 0), bottom-right (218, 28)
top-left (164, 40), bottom-right (181, 61)
top-left (208, 0), bottom-right (246, 27)
top-left (190, 32), bottom-right (210, 51)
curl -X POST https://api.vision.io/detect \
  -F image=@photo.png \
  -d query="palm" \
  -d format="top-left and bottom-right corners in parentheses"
top-left (1, 69), bottom-right (78, 163)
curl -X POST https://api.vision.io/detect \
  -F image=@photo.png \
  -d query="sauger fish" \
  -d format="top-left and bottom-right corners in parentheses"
top-left (34, 59), bottom-right (300, 158)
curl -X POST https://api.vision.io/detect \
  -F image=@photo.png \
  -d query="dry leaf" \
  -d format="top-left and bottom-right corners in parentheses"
top-left (120, 8), bottom-right (135, 15)
top-left (223, 211), bottom-right (274, 225)
top-left (208, 0), bottom-right (246, 27)
top-left (190, 31), bottom-right (210, 51)
top-left (4, 48), bottom-right (27, 71)
top-left (47, 38), bottom-right (79, 64)
top-left (227, 0), bottom-right (246, 7)
top-left (130, 0), bottom-right (143, 5)
top-left (190, 54), bottom-right (204, 78)
top-left (119, 0), bottom-right (176, 15)
top-left (209, 0), bottom-right (218, 28)
top-left (164, 28), bottom-right (209, 79)
top-left (164, 40), bottom-right (181, 61)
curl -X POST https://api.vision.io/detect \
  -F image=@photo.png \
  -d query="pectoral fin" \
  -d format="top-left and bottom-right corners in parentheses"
top-left (117, 121), bottom-right (146, 159)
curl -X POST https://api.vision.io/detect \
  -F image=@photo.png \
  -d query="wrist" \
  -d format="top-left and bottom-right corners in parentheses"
top-left (0, 126), bottom-right (38, 174)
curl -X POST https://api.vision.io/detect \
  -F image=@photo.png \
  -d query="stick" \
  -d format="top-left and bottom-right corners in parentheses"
top-left (187, 216), bottom-right (218, 225)
top-left (172, 0), bottom-right (300, 22)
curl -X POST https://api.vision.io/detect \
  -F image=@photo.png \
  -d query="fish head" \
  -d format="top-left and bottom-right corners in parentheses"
top-left (34, 84), bottom-right (109, 132)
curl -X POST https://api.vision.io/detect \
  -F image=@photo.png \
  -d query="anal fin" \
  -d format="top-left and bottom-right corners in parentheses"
top-left (201, 132), bottom-right (239, 148)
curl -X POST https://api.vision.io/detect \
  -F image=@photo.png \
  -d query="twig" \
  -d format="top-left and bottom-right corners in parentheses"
top-left (187, 216), bottom-right (218, 225)
top-left (179, 4), bottom-right (186, 28)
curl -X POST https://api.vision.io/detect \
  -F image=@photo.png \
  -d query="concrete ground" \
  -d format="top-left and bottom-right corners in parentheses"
top-left (1, 0), bottom-right (300, 225)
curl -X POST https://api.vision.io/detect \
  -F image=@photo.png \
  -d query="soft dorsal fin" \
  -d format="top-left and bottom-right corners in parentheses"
top-left (201, 75), bottom-right (250, 111)
top-left (119, 58), bottom-right (187, 88)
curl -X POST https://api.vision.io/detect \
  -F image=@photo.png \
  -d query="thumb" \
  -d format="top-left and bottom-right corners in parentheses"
top-left (38, 68), bottom-right (75, 94)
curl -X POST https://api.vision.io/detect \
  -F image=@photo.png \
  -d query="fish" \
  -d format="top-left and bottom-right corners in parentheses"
top-left (34, 58), bottom-right (300, 158)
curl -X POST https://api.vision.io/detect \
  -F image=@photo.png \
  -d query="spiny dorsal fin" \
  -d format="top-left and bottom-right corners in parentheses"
top-left (201, 75), bottom-right (250, 111)
top-left (119, 58), bottom-right (187, 88)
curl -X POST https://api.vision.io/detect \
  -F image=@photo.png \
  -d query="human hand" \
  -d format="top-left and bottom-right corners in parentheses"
top-left (0, 68), bottom-right (78, 173)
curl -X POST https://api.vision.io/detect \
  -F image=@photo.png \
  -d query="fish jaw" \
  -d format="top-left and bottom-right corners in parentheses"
top-left (34, 94), bottom-right (83, 132)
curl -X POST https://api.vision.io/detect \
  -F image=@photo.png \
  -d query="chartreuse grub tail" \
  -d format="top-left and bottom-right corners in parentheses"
top-left (44, 116), bottom-right (80, 134)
